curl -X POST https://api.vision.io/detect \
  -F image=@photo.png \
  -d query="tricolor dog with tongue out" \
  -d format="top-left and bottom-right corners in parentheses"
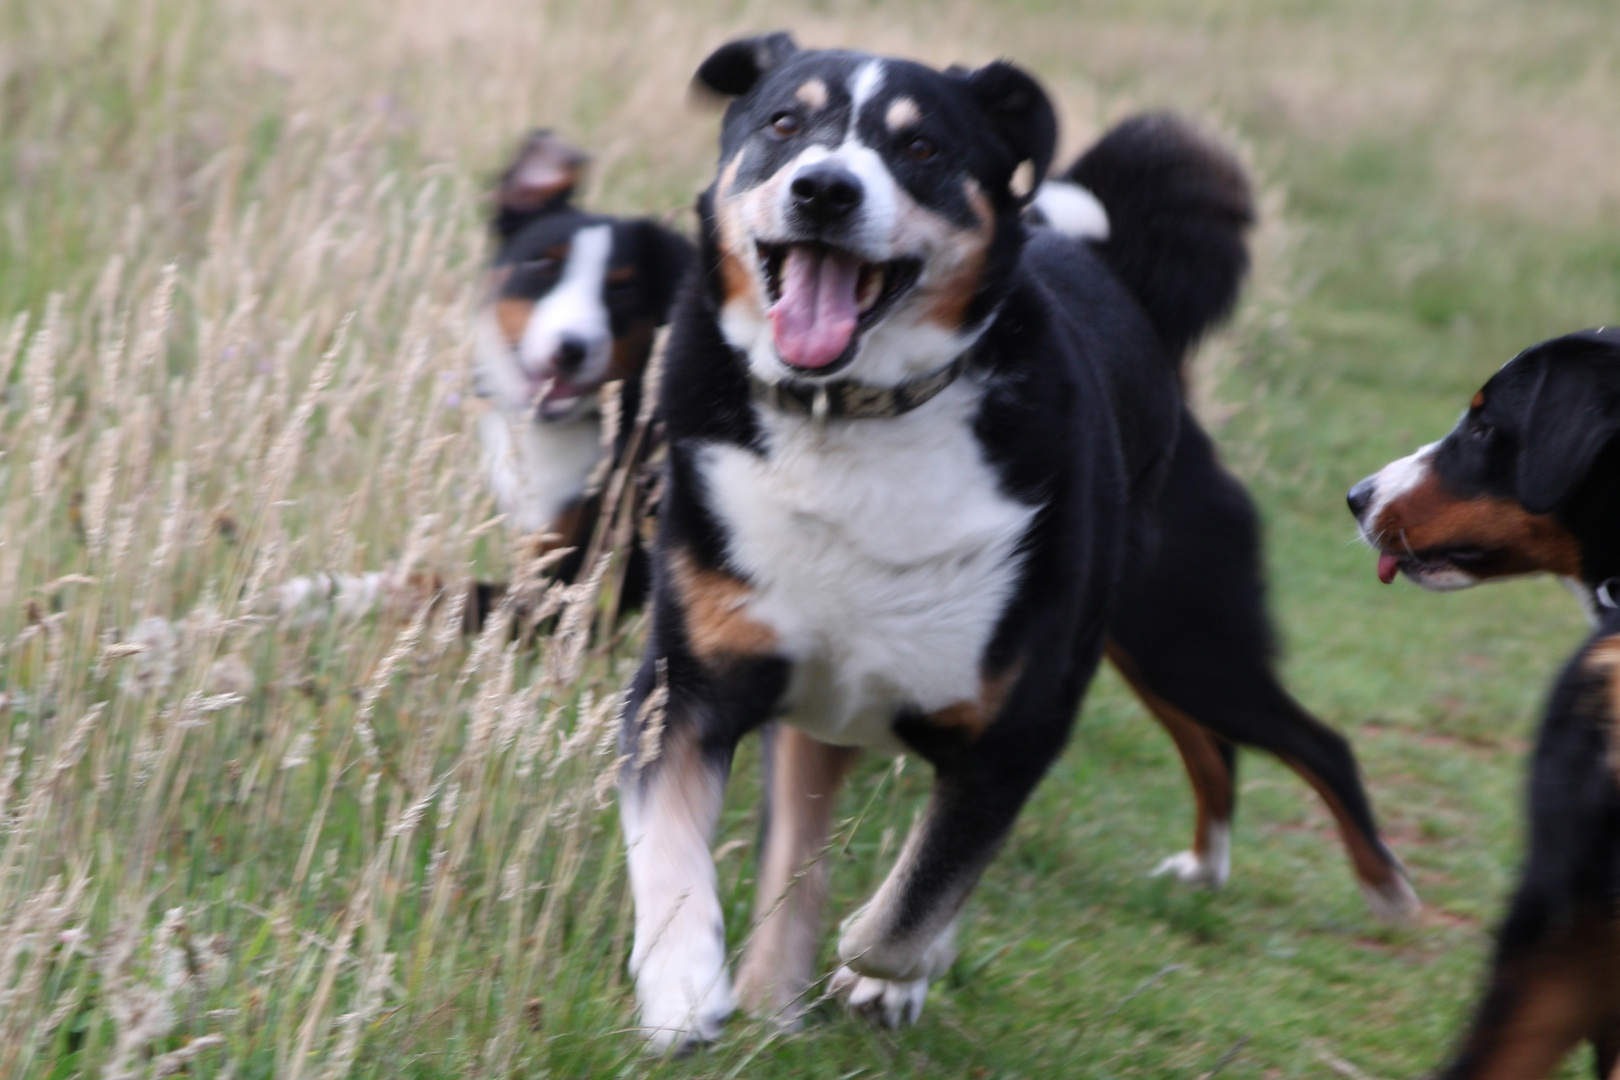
top-left (619, 32), bottom-right (1415, 1051)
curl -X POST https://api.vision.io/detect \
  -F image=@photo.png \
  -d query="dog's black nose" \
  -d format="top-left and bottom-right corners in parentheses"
top-left (1347, 477), bottom-right (1375, 519)
top-left (555, 336), bottom-right (589, 373)
top-left (791, 165), bottom-right (863, 224)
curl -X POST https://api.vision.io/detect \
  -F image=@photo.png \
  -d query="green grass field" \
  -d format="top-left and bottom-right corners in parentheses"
top-left (4, 0), bottom-right (1620, 1075)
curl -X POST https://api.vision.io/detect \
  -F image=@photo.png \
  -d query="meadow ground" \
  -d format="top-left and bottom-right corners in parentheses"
top-left (3, 0), bottom-right (1620, 1076)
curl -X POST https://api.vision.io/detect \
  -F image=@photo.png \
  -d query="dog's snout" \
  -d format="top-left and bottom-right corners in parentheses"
top-left (555, 335), bottom-right (589, 373)
top-left (1347, 477), bottom-right (1375, 520)
top-left (791, 165), bottom-right (864, 225)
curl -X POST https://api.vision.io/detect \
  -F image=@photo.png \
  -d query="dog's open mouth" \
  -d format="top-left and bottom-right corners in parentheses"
top-left (529, 375), bottom-right (593, 421)
top-left (758, 242), bottom-right (921, 373)
top-left (1375, 545), bottom-right (1487, 585)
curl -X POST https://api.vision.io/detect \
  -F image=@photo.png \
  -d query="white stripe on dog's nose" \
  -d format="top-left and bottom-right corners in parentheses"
top-left (1362, 441), bottom-right (1437, 532)
top-left (519, 224), bottom-right (613, 374)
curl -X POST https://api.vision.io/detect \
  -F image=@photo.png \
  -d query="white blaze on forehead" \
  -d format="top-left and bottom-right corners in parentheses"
top-left (885, 97), bottom-right (921, 132)
top-left (849, 61), bottom-right (886, 115)
top-left (518, 223), bottom-right (613, 373)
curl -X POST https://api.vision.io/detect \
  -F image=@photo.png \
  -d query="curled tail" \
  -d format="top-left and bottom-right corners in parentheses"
top-left (1039, 113), bottom-right (1254, 366)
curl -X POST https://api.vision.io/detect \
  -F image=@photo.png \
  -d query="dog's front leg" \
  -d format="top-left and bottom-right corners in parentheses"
top-left (833, 714), bottom-right (1063, 1027)
top-left (618, 653), bottom-right (783, 1052)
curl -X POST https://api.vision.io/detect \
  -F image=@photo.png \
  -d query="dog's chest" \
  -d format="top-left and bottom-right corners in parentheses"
top-left (698, 387), bottom-right (1036, 751)
top-left (477, 410), bottom-right (603, 534)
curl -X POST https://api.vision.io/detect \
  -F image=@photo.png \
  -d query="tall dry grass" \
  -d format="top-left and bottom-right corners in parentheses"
top-left (0, 0), bottom-right (695, 1074)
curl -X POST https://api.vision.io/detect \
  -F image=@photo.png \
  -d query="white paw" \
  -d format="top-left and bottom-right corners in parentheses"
top-left (631, 922), bottom-right (734, 1053)
top-left (1150, 824), bottom-right (1230, 889)
top-left (636, 966), bottom-right (734, 1054)
top-left (1150, 849), bottom-right (1227, 888)
top-left (1360, 872), bottom-right (1421, 925)
top-left (830, 965), bottom-right (930, 1028)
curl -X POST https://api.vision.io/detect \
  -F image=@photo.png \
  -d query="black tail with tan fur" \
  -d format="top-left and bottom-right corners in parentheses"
top-left (1063, 113), bottom-right (1254, 367)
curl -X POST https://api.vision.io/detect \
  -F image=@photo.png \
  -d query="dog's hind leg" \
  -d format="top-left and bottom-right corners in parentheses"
top-left (1108, 643), bottom-right (1236, 889)
top-left (735, 726), bottom-right (860, 1026)
top-left (1110, 419), bottom-right (1416, 920)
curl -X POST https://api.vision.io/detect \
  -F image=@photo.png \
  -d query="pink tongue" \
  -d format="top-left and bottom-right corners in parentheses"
top-left (769, 246), bottom-right (861, 369)
top-left (1377, 553), bottom-right (1400, 584)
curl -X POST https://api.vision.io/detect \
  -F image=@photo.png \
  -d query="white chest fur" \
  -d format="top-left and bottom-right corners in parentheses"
top-left (477, 408), bottom-right (604, 535)
top-left (698, 381), bottom-right (1036, 752)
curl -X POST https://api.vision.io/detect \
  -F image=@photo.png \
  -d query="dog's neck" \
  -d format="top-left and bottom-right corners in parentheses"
top-left (1562, 442), bottom-right (1620, 595)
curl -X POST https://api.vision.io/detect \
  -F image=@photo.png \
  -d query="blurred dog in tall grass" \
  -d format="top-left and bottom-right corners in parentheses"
top-left (268, 133), bottom-right (693, 628)
top-left (473, 131), bottom-right (693, 599)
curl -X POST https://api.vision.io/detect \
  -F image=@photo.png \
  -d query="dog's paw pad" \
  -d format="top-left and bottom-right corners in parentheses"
top-left (830, 965), bottom-right (929, 1028)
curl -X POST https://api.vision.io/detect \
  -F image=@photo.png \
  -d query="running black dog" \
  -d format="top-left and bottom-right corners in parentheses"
top-left (619, 34), bottom-right (1414, 1050)
top-left (1352, 328), bottom-right (1620, 1079)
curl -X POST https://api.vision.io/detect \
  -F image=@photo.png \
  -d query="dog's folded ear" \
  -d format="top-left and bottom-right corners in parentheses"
top-left (957, 61), bottom-right (1057, 203)
top-left (692, 32), bottom-right (798, 100)
top-left (492, 130), bottom-right (588, 239)
top-left (1517, 330), bottom-right (1620, 514)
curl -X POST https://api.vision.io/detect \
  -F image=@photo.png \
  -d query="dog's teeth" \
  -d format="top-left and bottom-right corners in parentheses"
top-left (858, 267), bottom-right (885, 313)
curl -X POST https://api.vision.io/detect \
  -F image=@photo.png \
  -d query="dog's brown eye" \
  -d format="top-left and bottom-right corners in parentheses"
top-left (769, 112), bottom-right (801, 137)
top-left (905, 136), bottom-right (937, 162)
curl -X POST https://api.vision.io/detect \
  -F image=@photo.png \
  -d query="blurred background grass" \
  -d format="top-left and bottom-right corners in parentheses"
top-left (2, 0), bottom-right (1619, 1076)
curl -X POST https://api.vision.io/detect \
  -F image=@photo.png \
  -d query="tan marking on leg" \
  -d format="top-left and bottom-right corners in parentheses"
top-left (493, 298), bottom-right (534, 347)
top-left (885, 97), bottom-right (921, 131)
top-left (1281, 756), bottom-right (1395, 887)
top-left (924, 659), bottom-right (1023, 739)
top-left (735, 729), bottom-right (860, 1022)
top-left (1107, 643), bottom-right (1233, 858)
top-left (668, 549), bottom-right (779, 662)
top-left (795, 78), bottom-right (828, 111)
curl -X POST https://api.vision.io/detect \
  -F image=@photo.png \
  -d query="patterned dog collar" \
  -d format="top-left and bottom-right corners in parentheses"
top-left (747, 352), bottom-right (971, 422)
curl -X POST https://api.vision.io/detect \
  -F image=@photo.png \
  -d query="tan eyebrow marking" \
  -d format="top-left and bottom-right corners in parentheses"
top-left (1472, 390), bottom-right (1486, 409)
top-left (795, 78), bottom-right (828, 111)
top-left (886, 97), bottom-right (921, 131)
